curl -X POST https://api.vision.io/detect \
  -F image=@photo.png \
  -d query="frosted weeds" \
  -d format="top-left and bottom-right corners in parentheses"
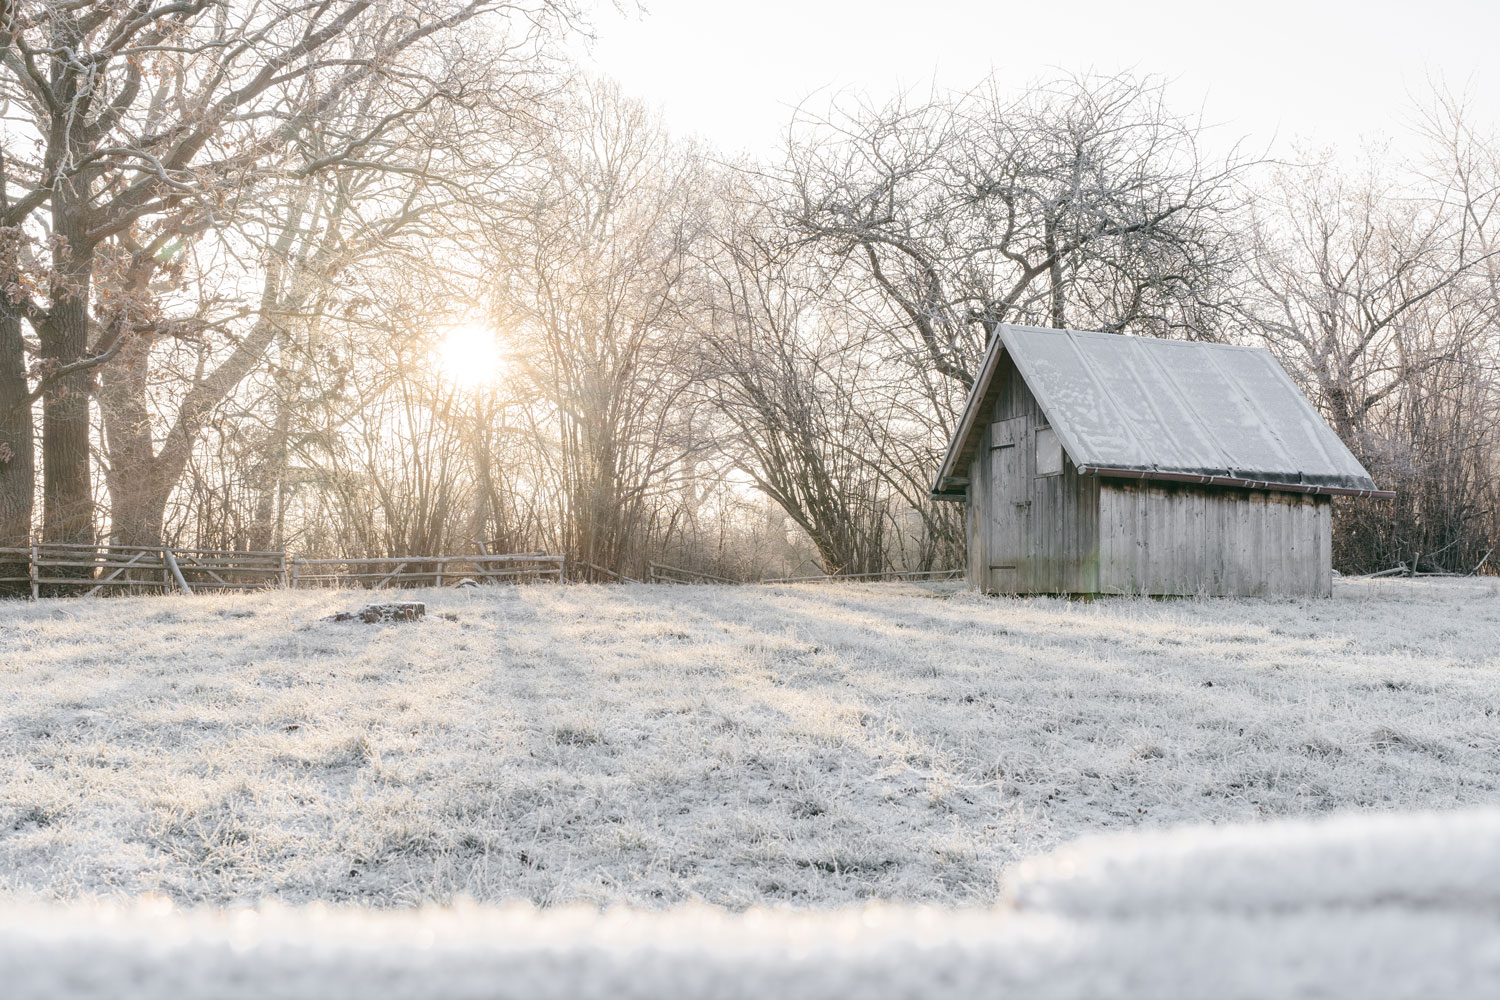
top-left (1, 578), bottom-right (1497, 908)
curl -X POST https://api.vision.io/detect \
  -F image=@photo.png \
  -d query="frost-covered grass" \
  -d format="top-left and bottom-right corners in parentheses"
top-left (1, 578), bottom-right (1497, 908)
top-left (5, 808), bottom-right (1500, 999)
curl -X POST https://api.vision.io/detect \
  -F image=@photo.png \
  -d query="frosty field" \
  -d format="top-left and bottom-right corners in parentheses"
top-left (2, 579), bottom-right (1498, 908)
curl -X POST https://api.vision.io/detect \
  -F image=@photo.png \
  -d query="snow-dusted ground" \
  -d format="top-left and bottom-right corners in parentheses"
top-left (1, 578), bottom-right (1498, 907)
top-left (5, 808), bottom-right (1499, 999)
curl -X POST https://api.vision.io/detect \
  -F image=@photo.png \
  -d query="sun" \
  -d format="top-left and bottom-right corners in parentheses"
top-left (436, 323), bottom-right (505, 389)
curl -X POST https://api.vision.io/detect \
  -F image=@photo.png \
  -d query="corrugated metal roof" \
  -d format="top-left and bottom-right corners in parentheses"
top-left (933, 325), bottom-right (1390, 499)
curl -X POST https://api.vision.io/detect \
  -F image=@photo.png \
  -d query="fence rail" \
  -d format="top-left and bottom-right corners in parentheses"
top-left (0, 547), bottom-right (31, 591)
top-left (289, 553), bottom-right (564, 589)
top-left (759, 568), bottom-right (966, 584)
top-left (1, 545), bottom-right (569, 598)
top-left (647, 562), bottom-right (741, 585)
top-left (571, 561), bottom-right (642, 584)
top-left (4, 543), bottom-right (290, 598)
top-left (171, 549), bottom-right (286, 592)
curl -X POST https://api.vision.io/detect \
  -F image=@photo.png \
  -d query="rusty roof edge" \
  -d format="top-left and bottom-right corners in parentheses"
top-left (1078, 465), bottom-right (1396, 499)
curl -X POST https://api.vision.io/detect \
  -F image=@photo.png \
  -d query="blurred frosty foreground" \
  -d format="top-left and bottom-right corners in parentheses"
top-left (3, 808), bottom-right (1496, 999)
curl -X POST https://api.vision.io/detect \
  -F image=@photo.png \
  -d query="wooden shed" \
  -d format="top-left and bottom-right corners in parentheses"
top-left (931, 325), bottom-right (1393, 597)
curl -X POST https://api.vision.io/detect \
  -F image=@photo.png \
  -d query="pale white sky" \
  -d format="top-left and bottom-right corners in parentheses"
top-left (570, 0), bottom-right (1500, 158)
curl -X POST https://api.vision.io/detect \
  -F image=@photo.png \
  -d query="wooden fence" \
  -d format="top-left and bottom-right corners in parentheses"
top-left (164, 548), bottom-right (286, 592)
top-left (647, 562), bottom-right (740, 584)
top-left (0, 547), bottom-right (31, 594)
top-left (288, 553), bottom-right (565, 589)
top-left (0, 543), bottom-right (288, 598)
top-left (571, 561), bottom-right (642, 583)
top-left (0, 545), bottom-right (563, 598)
top-left (0, 541), bottom-right (963, 599)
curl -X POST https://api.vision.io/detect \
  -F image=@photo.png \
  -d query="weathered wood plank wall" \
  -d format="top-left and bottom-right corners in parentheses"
top-left (1097, 483), bottom-right (1331, 597)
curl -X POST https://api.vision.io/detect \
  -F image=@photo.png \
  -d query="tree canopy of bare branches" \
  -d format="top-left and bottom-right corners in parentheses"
top-left (1, 0), bottom-right (578, 560)
top-left (3, 49), bottom-right (1498, 590)
top-left (775, 73), bottom-right (1252, 392)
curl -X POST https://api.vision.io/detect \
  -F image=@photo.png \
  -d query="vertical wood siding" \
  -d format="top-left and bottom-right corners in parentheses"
top-left (966, 423), bottom-right (990, 590)
top-left (1097, 482), bottom-right (1331, 597)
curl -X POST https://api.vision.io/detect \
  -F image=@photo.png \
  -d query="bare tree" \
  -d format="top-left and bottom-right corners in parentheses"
top-left (1243, 131), bottom-right (1500, 573)
top-left (95, 19), bottom-right (559, 550)
top-left (694, 191), bottom-right (962, 575)
top-left (777, 72), bottom-right (1252, 391)
top-left (5, 26), bottom-right (1495, 596)
top-left (492, 79), bottom-right (710, 577)
top-left (0, 0), bottom-right (578, 549)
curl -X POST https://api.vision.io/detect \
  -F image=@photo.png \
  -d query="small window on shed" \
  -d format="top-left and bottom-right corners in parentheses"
top-left (1035, 426), bottom-right (1063, 476)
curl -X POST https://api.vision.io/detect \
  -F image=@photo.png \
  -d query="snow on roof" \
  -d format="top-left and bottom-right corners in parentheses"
top-left (933, 325), bottom-right (1390, 499)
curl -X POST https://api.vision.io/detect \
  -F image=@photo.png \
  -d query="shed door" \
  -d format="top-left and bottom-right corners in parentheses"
top-left (987, 417), bottom-right (1028, 593)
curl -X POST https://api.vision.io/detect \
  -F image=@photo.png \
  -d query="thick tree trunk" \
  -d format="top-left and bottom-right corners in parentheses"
top-left (100, 338), bottom-right (172, 547)
top-left (1045, 217), bottom-right (1067, 329)
top-left (99, 311), bottom-right (286, 549)
top-left (39, 224), bottom-right (96, 547)
top-left (0, 303), bottom-right (32, 541)
top-left (108, 497), bottom-right (170, 549)
top-left (1, 154), bottom-right (36, 594)
top-left (0, 299), bottom-right (34, 596)
top-left (248, 381), bottom-right (292, 552)
top-left (102, 443), bottom-right (176, 548)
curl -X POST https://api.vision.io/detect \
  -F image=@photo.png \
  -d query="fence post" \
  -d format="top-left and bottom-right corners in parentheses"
top-left (289, 557), bottom-right (300, 590)
top-left (162, 548), bottom-right (193, 595)
top-left (29, 541), bottom-right (38, 601)
top-left (435, 556), bottom-right (444, 589)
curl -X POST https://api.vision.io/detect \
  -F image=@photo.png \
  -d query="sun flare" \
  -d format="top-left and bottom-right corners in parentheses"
top-left (436, 323), bottom-right (505, 389)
